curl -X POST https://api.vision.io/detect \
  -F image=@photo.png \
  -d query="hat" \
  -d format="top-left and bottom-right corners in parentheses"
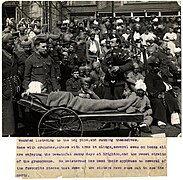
top-left (56, 21), bottom-right (62, 25)
top-left (101, 39), bottom-right (106, 45)
top-left (81, 77), bottom-right (92, 84)
top-left (62, 52), bottom-right (68, 57)
top-left (135, 23), bottom-right (141, 27)
top-left (48, 34), bottom-right (60, 40)
top-left (133, 62), bottom-right (139, 69)
top-left (2, 33), bottom-right (12, 43)
top-left (152, 18), bottom-right (158, 22)
top-left (135, 79), bottom-right (147, 92)
top-left (63, 19), bottom-right (70, 24)
top-left (116, 26), bottom-right (123, 30)
top-left (20, 40), bottom-right (32, 47)
top-left (71, 66), bottom-right (79, 73)
top-left (34, 34), bottom-right (48, 44)
top-left (19, 26), bottom-right (26, 31)
top-left (148, 56), bottom-right (160, 66)
top-left (79, 66), bottom-right (86, 71)
top-left (3, 28), bottom-right (10, 33)
top-left (116, 19), bottom-right (123, 24)
top-left (135, 17), bottom-right (140, 22)
top-left (93, 20), bottom-right (99, 25)
top-left (89, 30), bottom-right (96, 36)
top-left (12, 31), bottom-right (20, 38)
top-left (85, 65), bottom-right (92, 70)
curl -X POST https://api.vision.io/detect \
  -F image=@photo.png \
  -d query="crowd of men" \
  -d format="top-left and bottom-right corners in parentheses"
top-left (2, 15), bottom-right (181, 136)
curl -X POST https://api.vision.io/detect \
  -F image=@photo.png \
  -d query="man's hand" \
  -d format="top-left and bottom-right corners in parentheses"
top-left (158, 93), bottom-right (165, 99)
top-left (111, 66), bottom-right (119, 72)
top-left (21, 90), bottom-right (29, 98)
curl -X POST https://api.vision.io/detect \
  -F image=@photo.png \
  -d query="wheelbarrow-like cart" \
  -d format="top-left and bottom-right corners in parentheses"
top-left (18, 94), bottom-right (143, 137)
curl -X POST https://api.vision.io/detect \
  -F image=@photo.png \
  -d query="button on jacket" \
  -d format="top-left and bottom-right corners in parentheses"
top-left (23, 52), bottom-right (57, 92)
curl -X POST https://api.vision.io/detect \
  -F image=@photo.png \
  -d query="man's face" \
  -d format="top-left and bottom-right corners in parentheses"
top-left (106, 41), bottom-right (111, 48)
top-left (69, 45), bottom-right (74, 52)
top-left (5, 39), bottom-right (15, 53)
top-left (19, 29), bottom-right (25, 35)
top-left (134, 67), bottom-right (140, 74)
top-left (169, 28), bottom-right (173, 33)
top-left (63, 56), bottom-right (68, 65)
top-left (82, 82), bottom-right (90, 91)
top-left (37, 43), bottom-right (47, 55)
top-left (136, 89), bottom-right (145, 97)
top-left (90, 34), bottom-right (95, 41)
top-left (94, 65), bottom-right (100, 73)
top-left (72, 71), bottom-right (79, 79)
top-left (175, 52), bottom-right (180, 57)
top-left (23, 46), bottom-right (31, 53)
top-left (152, 66), bottom-right (160, 74)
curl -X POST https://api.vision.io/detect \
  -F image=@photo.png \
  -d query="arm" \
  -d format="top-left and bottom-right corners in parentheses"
top-left (51, 63), bottom-right (59, 91)
top-left (143, 97), bottom-right (153, 116)
top-left (126, 72), bottom-right (136, 85)
top-left (86, 41), bottom-right (89, 61)
top-left (66, 79), bottom-right (72, 92)
top-left (16, 53), bottom-right (25, 80)
top-left (22, 58), bottom-right (32, 90)
top-left (101, 51), bottom-right (112, 73)
top-left (118, 60), bottom-right (134, 73)
top-left (87, 89), bottom-right (100, 99)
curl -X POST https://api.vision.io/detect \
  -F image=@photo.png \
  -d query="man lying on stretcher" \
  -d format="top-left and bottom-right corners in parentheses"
top-left (22, 80), bottom-right (153, 133)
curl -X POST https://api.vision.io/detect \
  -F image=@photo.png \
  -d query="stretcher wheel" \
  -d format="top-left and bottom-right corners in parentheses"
top-left (38, 107), bottom-right (83, 137)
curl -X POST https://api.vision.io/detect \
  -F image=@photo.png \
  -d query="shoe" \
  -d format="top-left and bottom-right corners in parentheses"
top-left (159, 125), bottom-right (166, 129)
top-left (140, 126), bottom-right (151, 133)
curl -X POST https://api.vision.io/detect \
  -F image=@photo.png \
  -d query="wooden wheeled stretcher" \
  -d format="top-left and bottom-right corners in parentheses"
top-left (17, 94), bottom-right (143, 137)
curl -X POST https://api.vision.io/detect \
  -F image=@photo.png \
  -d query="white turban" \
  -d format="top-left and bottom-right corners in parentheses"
top-left (27, 81), bottom-right (43, 93)
top-left (135, 79), bottom-right (147, 92)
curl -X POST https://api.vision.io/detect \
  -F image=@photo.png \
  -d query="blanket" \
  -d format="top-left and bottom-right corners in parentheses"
top-left (42, 91), bottom-right (139, 113)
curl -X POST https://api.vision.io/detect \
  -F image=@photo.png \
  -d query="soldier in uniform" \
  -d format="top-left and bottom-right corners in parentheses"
top-left (100, 39), bottom-right (134, 129)
top-left (102, 39), bottom-right (134, 100)
top-left (48, 34), bottom-right (62, 90)
top-left (2, 33), bottom-right (22, 136)
top-left (22, 36), bottom-right (59, 93)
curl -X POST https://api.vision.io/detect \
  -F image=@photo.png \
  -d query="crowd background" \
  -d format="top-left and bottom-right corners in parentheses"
top-left (2, 14), bottom-right (181, 136)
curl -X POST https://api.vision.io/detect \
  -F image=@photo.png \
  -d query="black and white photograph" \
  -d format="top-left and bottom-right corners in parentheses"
top-left (2, 0), bottom-right (181, 137)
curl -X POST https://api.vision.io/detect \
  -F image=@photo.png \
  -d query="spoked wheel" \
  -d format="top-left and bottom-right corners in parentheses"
top-left (38, 107), bottom-right (83, 137)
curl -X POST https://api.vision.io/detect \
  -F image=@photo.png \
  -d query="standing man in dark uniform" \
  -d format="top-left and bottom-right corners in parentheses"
top-left (22, 36), bottom-right (58, 93)
top-left (100, 39), bottom-right (134, 129)
top-left (2, 33), bottom-right (23, 136)
top-left (15, 40), bottom-right (33, 81)
top-left (102, 39), bottom-right (134, 100)
top-left (48, 34), bottom-right (62, 90)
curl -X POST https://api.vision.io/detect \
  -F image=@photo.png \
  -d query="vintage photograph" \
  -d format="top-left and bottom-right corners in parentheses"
top-left (2, 1), bottom-right (181, 137)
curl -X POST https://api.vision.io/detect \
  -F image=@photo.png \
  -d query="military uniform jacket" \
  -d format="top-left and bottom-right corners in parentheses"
top-left (2, 49), bottom-right (21, 99)
top-left (22, 52), bottom-right (57, 92)
top-left (145, 71), bottom-right (166, 98)
top-left (102, 49), bottom-right (134, 85)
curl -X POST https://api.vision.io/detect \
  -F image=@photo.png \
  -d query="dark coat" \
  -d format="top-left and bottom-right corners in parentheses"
top-left (22, 52), bottom-right (58, 93)
top-left (152, 50), bottom-right (177, 82)
top-left (101, 49), bottom-right (134, 99)
top-left (145, 71), bottom-right (179, 123)
top-left (2, 49), bottom-right (21, 135)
